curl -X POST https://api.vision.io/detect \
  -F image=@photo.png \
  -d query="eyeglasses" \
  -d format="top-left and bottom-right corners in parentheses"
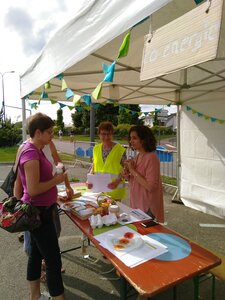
top-left (100, 131), bottom-right (112, 136)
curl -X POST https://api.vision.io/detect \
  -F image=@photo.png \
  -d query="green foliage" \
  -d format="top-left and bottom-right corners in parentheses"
top-left (71, 104), bottom-right (143, 129)
top-left (151, 125), bottom-right (174, 136)
top-left (56, 108), bottom-right (65, 131)
top-left (114, 124), bottom-right (132, 139)
top-left (71, 111), bottom-right (83, 128)
top-left (153, 110), bottom-right (159, 126)
top-left (95, 104), bottom-right (119, 126)
top-left (0, 119), bottom-right (22, 147)
top-left (82, 109), bottom-right (90, 128)
top-left (118, 105), bottom-right (143, 125)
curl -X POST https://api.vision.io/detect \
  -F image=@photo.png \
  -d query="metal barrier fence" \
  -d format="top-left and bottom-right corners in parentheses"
top-left (73, 141), bottom-right (177, 183)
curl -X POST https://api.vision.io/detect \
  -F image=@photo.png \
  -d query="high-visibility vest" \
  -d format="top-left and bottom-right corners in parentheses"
top-left (93, 143), bottom-right (126, 200)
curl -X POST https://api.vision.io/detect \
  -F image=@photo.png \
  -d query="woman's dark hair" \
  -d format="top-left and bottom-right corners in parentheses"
top-left (98, 121), bottom-right (114, 134)
top-left (128, 125), bottom-right (157, 152)
top-left (27, 113), bottom-right (55, 138)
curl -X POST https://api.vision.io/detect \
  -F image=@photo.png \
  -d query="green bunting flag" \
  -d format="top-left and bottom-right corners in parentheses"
top-left (68, 105), bottom-right (75, 111)
top-left (92, 82), bottom-right (103, 100)
top-left (73, 94), bottom-right (81, 104)
top-left (117, 32), bottom-right (131, 59)
top-left (186, 105), bottom-right (225, 124)
top-left (50, 99), bottom-right (57, 104)
top-left (44, 81), bottom-right (51, 89)
top-left (61, 79), bottom-right (68, 91)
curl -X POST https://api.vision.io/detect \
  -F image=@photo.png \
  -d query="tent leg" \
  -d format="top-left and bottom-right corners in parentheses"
top-left (174, 92), bottom-right (182, 203)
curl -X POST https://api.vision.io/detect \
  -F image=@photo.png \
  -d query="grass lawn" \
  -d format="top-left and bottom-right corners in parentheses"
top-left (0, 146), bottom-right (18, 162)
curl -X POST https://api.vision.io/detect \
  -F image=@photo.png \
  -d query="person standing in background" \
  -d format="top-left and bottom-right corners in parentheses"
top-left (87, 121), bottom-right (126, 200)
top-left (123, 125), bottom-right (164, 223)
top-left (58, 129), bottom-right (63, 141)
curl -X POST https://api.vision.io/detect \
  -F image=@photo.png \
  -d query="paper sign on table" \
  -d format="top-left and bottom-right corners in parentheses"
top-left (94, 226), bottom-right (168, 268)
top-left (87, 173), bottom-right (112, 192)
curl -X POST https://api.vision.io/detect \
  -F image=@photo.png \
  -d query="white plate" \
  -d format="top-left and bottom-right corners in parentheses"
top-left (107, 231), bottom-right (143, 252)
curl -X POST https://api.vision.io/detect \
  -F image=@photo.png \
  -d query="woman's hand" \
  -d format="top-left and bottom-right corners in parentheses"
top-left (54, 173), bottom-right (67, 185)
top-left (66, 186), bottom-right (74, 200)
top-left (124, 159), bottom-right (135, 173)
top-left (108, 178), bottom-right (120, 190)
top-left (122, 167), bottom-right (130, 180)
top-left (86, 181), bottom-right (93, 189)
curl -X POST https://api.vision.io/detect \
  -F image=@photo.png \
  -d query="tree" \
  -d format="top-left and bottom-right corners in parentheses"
top-left (71, 111), bottom-right (83, 128)
top-left (0, 118), bottom-right (22, 147)
top-left (94, 104), bottom-right (119, 126)
top-left (153, 109), bottom-right (159, 126)
top-left (56, 108), bottom-right (65, 131)
top-left (118, 104), bottom-right (143, 125)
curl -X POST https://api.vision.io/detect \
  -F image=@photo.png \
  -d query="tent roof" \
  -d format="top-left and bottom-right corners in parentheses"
top-left (20, 0), bottom-right (225, 113)
top-left (20, 0), bottom-right (171, 102)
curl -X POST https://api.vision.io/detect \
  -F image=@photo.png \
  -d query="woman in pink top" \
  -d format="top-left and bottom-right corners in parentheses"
top-left (123, 125), bottom-right (164, 223)
top-left (15, 113), bottom-right (66, 300)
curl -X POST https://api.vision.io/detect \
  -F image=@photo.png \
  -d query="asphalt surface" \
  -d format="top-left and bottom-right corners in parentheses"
top-left (0, 141), bottom-right (225, 300)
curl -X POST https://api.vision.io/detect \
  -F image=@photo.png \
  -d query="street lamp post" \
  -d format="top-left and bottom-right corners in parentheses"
top-left (0, 70), bottom-right (15, 124)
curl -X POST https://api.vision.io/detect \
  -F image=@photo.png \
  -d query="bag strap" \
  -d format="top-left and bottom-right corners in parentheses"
top-left (13, 144), bottom-right (25, 173)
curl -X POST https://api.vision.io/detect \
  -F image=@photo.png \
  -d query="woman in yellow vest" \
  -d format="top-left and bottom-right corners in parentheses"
top-left (87, 121), bottom-right (126, 200)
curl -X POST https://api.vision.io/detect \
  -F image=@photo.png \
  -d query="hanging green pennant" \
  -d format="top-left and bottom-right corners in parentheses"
top-left (44, 81), bottom-right (51, 89)
top-left (117, 32), bottom-right (131, 59)
top-left (61, 79), bottom-right (68, 91)
top-left (50, 99), bottom-right (57, 104)
top-left (73, 94), bottom-right (81, 104)
top-left (92, 82), bottom-right (103, 100)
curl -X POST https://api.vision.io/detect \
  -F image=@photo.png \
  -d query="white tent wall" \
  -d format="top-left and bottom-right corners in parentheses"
top-left (180, 101), bottom-right (225, 219)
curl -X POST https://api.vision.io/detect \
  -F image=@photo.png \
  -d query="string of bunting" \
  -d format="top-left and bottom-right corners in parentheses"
top-left (25, 18), bottom-right (152, 115)
top-left (186, 106), bottom-right (225, 124)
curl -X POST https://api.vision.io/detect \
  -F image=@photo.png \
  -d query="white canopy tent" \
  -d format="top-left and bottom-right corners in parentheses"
top-left (20, 0), bottom-right (225, 219)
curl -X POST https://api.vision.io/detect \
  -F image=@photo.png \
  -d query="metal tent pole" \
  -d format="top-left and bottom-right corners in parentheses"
top-left (172, 90), bottom-right (182, 203)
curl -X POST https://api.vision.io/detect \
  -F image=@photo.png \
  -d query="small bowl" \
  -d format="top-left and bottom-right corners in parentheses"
top-left (109, 204), bottom-right (120, 215)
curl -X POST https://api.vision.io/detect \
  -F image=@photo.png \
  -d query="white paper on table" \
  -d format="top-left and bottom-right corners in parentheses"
top-left (94, 226), bottom-right (168, 268)
top-left (87, 173), bottom-right (112, 192)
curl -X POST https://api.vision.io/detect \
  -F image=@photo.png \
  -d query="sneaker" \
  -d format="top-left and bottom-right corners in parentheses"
top-left (38, 294), bottom-right (51, 300)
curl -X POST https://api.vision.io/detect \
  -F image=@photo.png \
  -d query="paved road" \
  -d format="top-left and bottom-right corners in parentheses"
top-left (1, 160), bottom-right (225, 299)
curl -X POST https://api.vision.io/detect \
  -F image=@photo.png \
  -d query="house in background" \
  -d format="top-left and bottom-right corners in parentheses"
top-left (142, 111), bottom-right (177, 133)
top-left (165, 113), bottom-right (177, 132)
top-left (142, 114), bottom-right (154, 127)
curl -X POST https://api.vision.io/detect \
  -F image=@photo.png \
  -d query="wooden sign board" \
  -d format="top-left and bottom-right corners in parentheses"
top-left (140, 0), bottom-right (223, 81)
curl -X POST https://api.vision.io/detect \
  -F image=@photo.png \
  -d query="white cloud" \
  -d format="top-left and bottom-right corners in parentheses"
top-left (0, 0), bottom-right (85, 124)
